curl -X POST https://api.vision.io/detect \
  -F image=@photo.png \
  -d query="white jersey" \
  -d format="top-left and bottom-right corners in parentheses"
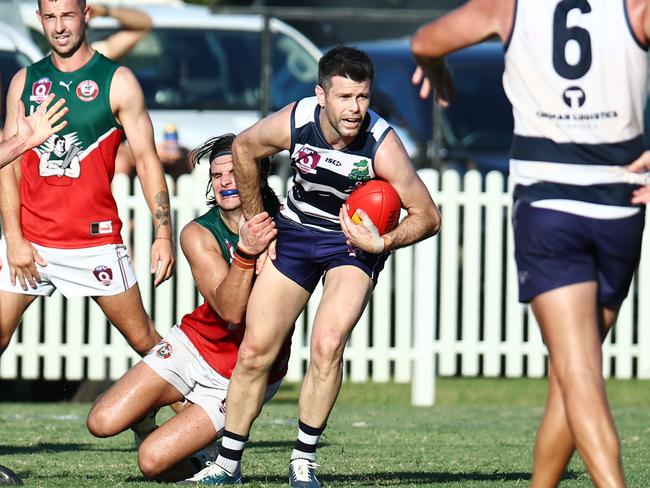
top-left (504, 0), bottom-right (648, 218)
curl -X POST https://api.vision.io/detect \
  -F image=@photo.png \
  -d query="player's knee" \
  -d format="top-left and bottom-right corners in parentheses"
top-left (138, 445), bottom-right (166, 480)
top-left (236, 342), bottom-right (275, 374)
top-left (86, 406), bottom-right (118, 438)
top-left (127, 328), bottom-right (161, 356)
top-left (311, 332), bottom-right (345, 371)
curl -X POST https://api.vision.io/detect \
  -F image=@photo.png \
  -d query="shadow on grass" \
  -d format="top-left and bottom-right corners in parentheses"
top-left (0, 443), bottom-right (135, 455)
top-left (243, 470), bottom-right (580, 485)
top-left (247, 440), bottom-right (330, 449)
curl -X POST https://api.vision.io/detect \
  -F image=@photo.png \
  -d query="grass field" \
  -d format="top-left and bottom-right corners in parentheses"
top-left (1, 378), bottom-right (649, 487)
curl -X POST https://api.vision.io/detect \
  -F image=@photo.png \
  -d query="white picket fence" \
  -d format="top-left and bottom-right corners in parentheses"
top-left (2, 169), bottom-right (650, 406)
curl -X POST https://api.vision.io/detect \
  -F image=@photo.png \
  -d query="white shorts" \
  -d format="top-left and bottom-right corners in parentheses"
top-left (143, 326), bottom-right (282, 433)
top-left (0, 239), bottom-right (137, 297)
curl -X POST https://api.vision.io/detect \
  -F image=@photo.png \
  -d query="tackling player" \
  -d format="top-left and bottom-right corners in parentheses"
top-left (86, 134), bottom-right (290, 482)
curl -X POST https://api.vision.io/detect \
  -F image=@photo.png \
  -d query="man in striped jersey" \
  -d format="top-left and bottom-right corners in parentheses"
top-left (412, 1), bottom-right (650, 487)
top-left (193, 46), bottom-right (440, 486)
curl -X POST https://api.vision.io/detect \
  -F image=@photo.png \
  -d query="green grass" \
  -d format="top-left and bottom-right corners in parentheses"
top-left (1, 378), bottom-right (649, 487)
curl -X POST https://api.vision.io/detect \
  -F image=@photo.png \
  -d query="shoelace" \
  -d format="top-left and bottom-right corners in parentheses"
top-left (291, 460), bottom-right (320, 483)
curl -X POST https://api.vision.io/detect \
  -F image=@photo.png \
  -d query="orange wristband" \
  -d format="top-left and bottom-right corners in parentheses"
top-left (232, 255), bottom-right (255, 270)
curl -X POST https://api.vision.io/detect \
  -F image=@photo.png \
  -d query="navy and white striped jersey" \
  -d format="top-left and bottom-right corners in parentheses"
top-left (281, 96), bottom-right (393, 231)
top-left (504, 0), bottom-right (648, 218)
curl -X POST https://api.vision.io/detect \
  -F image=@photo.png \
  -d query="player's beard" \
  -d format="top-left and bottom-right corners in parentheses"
top-left (323, 107), bottom-right (361, 142)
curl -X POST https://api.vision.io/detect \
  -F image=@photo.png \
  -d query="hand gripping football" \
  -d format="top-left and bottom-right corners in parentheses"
top-left (346, 180), bottom-right (401, 235)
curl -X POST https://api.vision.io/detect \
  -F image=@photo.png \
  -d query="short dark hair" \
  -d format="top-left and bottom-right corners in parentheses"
top-left (37, 0), bottom-right (86, 11)
top-left (318, 45), bottom-right (374, 91)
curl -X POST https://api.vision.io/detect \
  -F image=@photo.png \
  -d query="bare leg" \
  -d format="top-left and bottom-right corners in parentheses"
top-left (531, 282), bottom-right (624, 488)
top-left (138, 404), bottom-right (218, 481)
top-left (86, 361), bottom-right (183, 437)
top-left (0, 290), bottom-right (37, 354)
top-left (531, 306), bottom-right (618, 488)
top-left (299, 266), bottom-right (373, 427)
top-left (94, 284), bottom-right (161, 356)
top-left (224, 261), bottom-right (310, 436)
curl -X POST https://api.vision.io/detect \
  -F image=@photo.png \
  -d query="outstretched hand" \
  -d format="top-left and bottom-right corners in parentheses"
top-left (627, 150), bottom-right (650, 204)
top-left (411, 57), bottom-right (455, 106)
top-left (17, 94), bottom-right (68, 150)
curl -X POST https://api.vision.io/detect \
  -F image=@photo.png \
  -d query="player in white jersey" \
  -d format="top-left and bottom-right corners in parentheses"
top-left (411, 1), bottom-right (650, 487)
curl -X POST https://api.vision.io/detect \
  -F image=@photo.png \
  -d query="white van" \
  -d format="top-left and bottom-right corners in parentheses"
top-left (19, 0), bottom-right (417, 159)
top-left (19, 0), bottom-right (321, 151)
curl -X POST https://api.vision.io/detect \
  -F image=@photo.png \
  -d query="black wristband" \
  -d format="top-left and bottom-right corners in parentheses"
top-left (235, 246), bottom-right (259, 261)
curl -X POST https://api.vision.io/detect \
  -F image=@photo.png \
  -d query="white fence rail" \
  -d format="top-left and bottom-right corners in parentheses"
top-left (2, 169), bottom-right (650, 405)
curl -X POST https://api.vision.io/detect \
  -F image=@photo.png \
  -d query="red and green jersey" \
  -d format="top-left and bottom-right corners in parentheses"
top-left (20, 52), bottom-right (124, 248)
top-left (180, 208), bottom-right (291, 382)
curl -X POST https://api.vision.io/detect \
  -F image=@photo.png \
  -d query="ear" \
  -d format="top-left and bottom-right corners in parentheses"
top-left (315, 85), bottom-right (325, 107)
top-left (83, 5), bottom-right (91, 23)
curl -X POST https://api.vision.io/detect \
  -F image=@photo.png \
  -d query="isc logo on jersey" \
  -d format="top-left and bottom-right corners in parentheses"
top-left (76, 80), bottom-right (99, 102)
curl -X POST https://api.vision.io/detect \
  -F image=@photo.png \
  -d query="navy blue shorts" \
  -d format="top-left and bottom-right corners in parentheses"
top-left (272, 214), bottom-right (389, 293)
top-left (513, 201), bottom-right (645, 306)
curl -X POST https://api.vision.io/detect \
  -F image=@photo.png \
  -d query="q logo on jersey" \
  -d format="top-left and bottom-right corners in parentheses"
top-left (30, 78), bottom-right (52, 103)
top-left (295, 146), bottom-right (320, 174)
top-left (76, 80), bottom-right (99, 102)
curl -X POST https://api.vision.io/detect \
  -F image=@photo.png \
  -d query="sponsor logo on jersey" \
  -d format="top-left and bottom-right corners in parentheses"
top-left (324, 157), bottom-right (342, 166)
top-left (92, 265), bottom-right (113, 286)
top-left (348, 159), bottom-right (370, 182)
top-left (59, 80), bottom-right (73, 91)
top-left (76, 80), bottom-right (99, 102)
top-left (155, 340), bottom-right (173, 359)
top-left (295, 146), bottom-right (320, 174)
top-left (90, 220), bottom-right (113, 236)
top-left (30, 77), bottom-right (52, 103)
top-left (562, 86), bottom-right (586, 108)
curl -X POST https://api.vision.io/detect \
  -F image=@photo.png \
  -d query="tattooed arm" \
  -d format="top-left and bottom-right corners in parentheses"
top-left (110, 66), bottom-right (174, 285)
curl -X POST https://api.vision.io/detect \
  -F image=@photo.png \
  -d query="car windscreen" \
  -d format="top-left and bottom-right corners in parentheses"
top-left (90, 27), bottom-right (318, 112)
top-left (1, 50), bottom-right (32, 126)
